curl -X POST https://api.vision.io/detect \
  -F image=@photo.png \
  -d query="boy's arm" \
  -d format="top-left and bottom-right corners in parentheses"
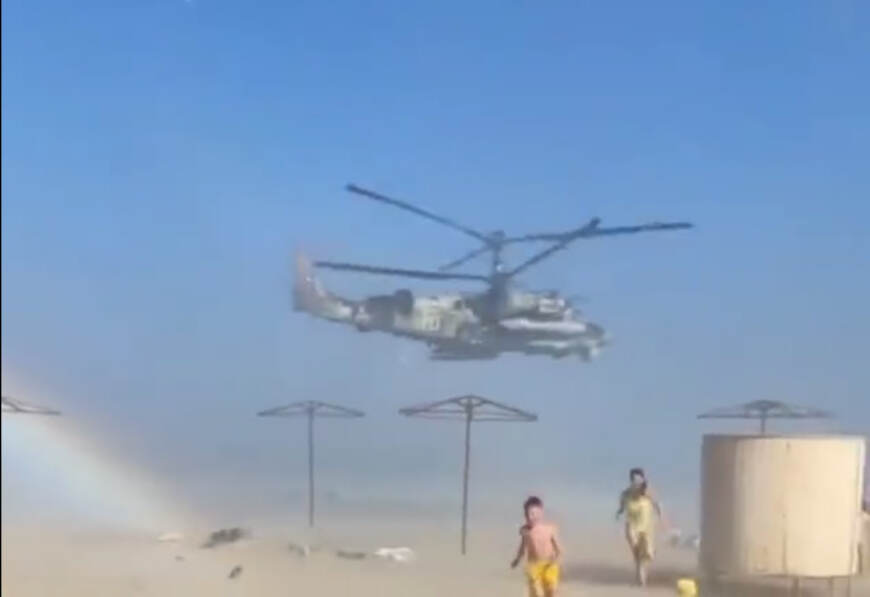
top-left (510, 530), bottom-right (526, 568)
top-left (550, 525), bottom-right (563, 562)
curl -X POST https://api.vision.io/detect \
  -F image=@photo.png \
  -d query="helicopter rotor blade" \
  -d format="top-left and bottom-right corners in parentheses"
top-left (437, 245), bottom-right (493, 272)
top-left (578, 221), bottom-right (694, 237)
top-left (506, 219), bottom-right (602, 277)
top-left (504, 219), bottom-right (600, 244)
top-left (314, 260), bottom-right (490, 282)
top-left (506, 219), bottom-right (693, 277)
top-left (346, 184), bottom-right (490, 243)
top-left (506, 220), bottom-right (693, 243)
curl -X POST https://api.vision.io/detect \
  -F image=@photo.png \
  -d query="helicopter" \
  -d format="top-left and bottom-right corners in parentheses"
top-left (293, 184), bottom-right (693, 361)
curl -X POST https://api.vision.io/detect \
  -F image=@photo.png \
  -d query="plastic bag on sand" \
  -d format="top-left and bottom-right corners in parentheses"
top-left (373, 547), bottom-right (416, 563)
top-left (288, 542), bottom-right (311, 558)
top-left (157, 532), bottom-right (184, 543)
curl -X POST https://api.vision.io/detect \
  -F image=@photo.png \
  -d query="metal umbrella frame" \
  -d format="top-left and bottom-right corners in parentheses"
top-left (399, 394), bottom-right (537, 554)
top-left (258, 400), bottom-right (364, 527)
top-left (697, 399), bottom-right (832, 434)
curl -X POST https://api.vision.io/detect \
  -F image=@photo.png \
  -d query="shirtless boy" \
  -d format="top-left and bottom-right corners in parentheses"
top-left (511, 496), bottom-right (562, 597)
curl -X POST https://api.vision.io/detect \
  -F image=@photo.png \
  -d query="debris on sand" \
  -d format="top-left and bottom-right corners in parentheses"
top-left (201, 528), bottom-right (250, 549)
top-left (288, 542), bottom-right (311, 558)
top-left (228, 565), bottom-right (243, 579)
top-left (667, 529), bottom-right (700, 551)
top-left (157, 532), bottom-right (184, 543)
top-left (175, 555), bottom-right (186, 562)
top-left (373, 547), bottom-right (416, 563)
top-left (336, 549), bottom-right (368, 560)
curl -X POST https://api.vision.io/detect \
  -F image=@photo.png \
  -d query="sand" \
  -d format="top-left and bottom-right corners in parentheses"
top-left (5, 514), bottom-right (866, 596)
top-left (0, 520), bottom-right (669, 596)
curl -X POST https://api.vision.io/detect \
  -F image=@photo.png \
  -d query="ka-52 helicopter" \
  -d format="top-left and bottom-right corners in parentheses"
top-left (294, 184), bottom-right (693, 361)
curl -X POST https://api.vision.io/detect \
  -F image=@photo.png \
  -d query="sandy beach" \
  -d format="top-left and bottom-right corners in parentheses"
top-left (0, 518), bottom-right (686, 597)
top-left (4, 512), bottom-right (866, 597)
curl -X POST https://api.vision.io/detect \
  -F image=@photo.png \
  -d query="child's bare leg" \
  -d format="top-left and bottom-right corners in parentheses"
top-left (630, 546), bottom-right (642, 585)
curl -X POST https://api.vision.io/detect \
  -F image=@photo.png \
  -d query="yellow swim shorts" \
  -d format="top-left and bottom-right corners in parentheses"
top-left (525, 561), bottom-right (559, 596)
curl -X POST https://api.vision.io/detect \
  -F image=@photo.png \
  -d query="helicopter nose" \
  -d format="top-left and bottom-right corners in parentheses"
top-left (587, 323), bottom-right (609, 342)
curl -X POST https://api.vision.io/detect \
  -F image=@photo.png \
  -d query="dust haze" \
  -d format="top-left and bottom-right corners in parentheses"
top-left (3, 2), bottom-right (869, 596)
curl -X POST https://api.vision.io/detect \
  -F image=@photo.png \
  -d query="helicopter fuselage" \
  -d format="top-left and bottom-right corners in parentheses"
top-left (294, 254), bottom-right (607, 361)
top-left (292, 183), bottom-right (690, 362)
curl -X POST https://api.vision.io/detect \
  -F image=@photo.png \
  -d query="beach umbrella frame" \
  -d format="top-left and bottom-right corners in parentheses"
top-left (399, 394), bottom-right (537, 555)
top-left (257, 400), bottom-right (364, 527)
top-left (697, 399), bottom-right (832, 434)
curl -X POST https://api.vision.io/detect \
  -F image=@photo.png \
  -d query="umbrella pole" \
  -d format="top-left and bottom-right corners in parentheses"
top-left (461, 405), bottom-right (472, 555)
top-left (307, 408), bottom-right (315, 527)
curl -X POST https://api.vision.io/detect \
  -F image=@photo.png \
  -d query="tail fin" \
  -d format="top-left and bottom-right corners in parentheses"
top-left (293, 251), bottom-right (325, 312)
top-left (292, 251), bottom-right (358, 323)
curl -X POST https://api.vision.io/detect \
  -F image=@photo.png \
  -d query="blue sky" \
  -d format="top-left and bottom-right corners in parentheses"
top-left (2, 2), bottom-right (868, 518)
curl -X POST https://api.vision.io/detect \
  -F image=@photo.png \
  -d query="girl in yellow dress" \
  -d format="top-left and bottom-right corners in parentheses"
top-left (616, 468), bottom-right (662, 587)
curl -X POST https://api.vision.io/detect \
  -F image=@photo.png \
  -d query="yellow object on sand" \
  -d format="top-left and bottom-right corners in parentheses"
top-left (676, 578), bottom-right (698, 596)
top-left (525, 561), bottom-right (559, 596)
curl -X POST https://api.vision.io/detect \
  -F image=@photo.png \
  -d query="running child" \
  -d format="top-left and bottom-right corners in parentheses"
top-left (511, 496), bottom-right (562, 597)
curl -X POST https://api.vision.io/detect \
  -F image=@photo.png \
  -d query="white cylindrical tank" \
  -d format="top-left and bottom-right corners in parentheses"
top-left (701, 434), bottom-right (866, 578)
top-left (861, 510), bottom-right (870, 575)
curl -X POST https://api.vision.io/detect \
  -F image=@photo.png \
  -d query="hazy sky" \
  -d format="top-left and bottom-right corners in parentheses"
top-left (2, 2), bottom-right (868, 523)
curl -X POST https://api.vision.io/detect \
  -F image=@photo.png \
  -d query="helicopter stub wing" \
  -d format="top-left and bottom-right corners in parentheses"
top-left (428, 344), bottom-right (500, 361)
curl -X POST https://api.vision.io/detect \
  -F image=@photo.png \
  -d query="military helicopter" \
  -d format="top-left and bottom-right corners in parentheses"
top-left (294, 184), bottom-right (693, 361)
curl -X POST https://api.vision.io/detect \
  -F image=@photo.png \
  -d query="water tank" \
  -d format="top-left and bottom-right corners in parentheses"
top-left (861, 511), bottom-right (870, 575)
top-left (700, 434), bottom-right (866, 578)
